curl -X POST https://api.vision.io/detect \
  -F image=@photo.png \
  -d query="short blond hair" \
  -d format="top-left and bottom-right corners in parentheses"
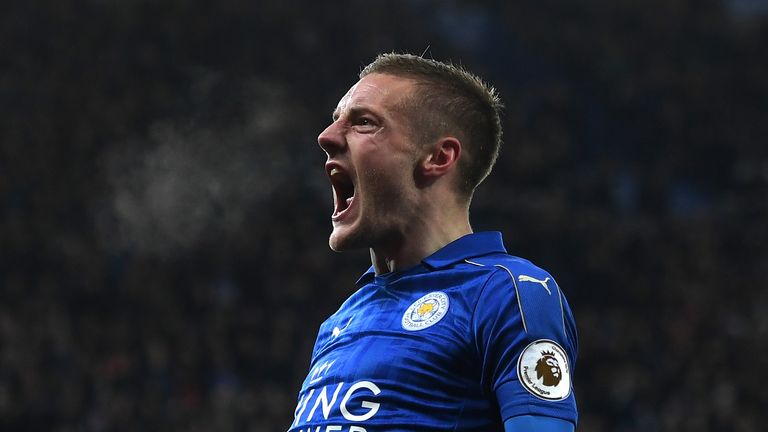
top-left (360, 53), bottom-right (503, 197)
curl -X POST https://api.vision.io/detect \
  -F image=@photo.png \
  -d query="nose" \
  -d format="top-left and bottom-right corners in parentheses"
top-left (317, 121), bottom-right (346, 156)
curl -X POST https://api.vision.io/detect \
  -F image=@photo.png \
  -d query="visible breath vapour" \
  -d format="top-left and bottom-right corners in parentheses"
top-left (99, 74), bottom-right (316, 256)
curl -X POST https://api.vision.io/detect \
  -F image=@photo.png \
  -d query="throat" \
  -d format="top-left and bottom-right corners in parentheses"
top-left (369, 222), bottom-right (474, 275)
top-left (368, 233), bottom-right (416, 275)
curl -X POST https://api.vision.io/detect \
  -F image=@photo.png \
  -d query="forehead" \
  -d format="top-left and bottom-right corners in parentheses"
top-left (333, 73), bottom-right (415, 118)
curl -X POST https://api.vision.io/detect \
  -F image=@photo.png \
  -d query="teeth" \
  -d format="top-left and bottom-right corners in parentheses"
top-left (330, 167), bottom-right (341, 177)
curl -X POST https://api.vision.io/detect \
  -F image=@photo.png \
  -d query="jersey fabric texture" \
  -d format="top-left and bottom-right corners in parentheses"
top-left (289, 232), bottom-right (578, 432)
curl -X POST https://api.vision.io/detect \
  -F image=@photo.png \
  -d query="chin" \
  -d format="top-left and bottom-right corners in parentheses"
top-left (328, 227), bottom-right (363, 252)
top-left (328, 235), bottom-right (346, 252)
top-left (329, 219), bottom-right (383, 252)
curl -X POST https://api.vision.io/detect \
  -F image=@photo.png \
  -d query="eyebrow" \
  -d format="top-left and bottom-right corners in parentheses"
top-left (331, 106), bottom-right (378, 122)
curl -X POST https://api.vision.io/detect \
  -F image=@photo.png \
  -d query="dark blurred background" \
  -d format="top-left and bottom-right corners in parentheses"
top-left (1, 0), bottom-right (767, 431)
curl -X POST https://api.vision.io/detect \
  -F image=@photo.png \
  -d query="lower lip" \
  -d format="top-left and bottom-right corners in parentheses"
top-left (332, 196), bottom-right (355, 222)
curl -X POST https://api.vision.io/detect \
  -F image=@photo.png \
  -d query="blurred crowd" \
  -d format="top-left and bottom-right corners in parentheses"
top-left (1, 1), bottom-right (766, 431)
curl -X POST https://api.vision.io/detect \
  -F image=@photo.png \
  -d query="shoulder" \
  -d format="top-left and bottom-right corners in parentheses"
top-left (466, 253), bottom-right (551, 279)
top-left (464, 254), bottom-right (558, 301)
top-left (466, 253), bottom-right (570, 339)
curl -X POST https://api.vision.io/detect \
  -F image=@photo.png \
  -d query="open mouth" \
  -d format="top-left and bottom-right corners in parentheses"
top-left (328, 166), bottom-right (355, 220)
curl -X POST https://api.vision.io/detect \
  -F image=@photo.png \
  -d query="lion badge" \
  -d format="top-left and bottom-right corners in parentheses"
top-left (517, 339), bottom-right (571, 401)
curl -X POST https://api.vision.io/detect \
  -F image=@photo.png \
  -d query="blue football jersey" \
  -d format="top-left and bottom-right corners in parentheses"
top-left (289, 232), bottom-right (578, 432)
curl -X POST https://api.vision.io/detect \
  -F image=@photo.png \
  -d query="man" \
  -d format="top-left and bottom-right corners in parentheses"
top-left (289, 53), bottom-right (578, 432)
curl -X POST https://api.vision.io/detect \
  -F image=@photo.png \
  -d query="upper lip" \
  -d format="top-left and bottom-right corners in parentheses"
top-left (325, 161), bottom-right (345, 179)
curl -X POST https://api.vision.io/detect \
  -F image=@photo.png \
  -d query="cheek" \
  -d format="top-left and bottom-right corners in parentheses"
top-left (354, 142), bottom-right (419, 199)
top-left (361, 154), bottom-right (415, 186)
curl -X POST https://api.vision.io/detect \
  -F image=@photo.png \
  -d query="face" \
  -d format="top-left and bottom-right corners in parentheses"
top-left (318, 73), bottom-right (422, 252)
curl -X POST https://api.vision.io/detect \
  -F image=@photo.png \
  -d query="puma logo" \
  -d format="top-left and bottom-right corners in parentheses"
top-left (332, 317), bottom-right (353, 338)
top-left (517, 275), bottom-right (552, 295)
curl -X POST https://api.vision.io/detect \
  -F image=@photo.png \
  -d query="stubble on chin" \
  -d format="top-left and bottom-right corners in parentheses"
top-left (328, 225), bottom-right (366, 252)
top-left (329, 217), bottom-right (390, 253)
top-left (329, 219), bottom-right (407, 256)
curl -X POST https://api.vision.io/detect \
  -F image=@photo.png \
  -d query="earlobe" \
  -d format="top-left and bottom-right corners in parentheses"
top-left (422, 137), bottom-right (461, 178)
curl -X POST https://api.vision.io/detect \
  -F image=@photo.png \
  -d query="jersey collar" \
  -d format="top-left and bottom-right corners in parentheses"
top-left (355, 231), bottom-right (507, 286)
top-left (421, 231), bottom-right (507, 270)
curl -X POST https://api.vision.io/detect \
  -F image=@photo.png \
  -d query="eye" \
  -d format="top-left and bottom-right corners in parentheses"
top-left (352, 116), bottom-right (378, 131)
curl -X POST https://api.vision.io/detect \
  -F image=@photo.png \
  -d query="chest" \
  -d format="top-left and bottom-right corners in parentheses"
top-left (309, 289), bottom-right (474, 385)
top-left (292, 287), bottom-right (484, 429)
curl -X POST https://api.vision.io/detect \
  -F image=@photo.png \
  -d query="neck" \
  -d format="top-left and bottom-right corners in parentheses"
top-left (369, 200), bottom-right (472, 275)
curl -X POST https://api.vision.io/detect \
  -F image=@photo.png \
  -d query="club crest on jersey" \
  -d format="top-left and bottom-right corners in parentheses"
top-left (401, 291), bottom-right (449, 331)
top-left (517, 339), bottom-right (571, 401)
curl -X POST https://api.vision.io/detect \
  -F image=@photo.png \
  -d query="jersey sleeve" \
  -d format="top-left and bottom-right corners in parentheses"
top-left (471, 263), bottom-right (578, 425)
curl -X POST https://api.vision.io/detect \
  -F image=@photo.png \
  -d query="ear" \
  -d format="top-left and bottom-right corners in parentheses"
top-left (421, 137), bottom-right (461, 179)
